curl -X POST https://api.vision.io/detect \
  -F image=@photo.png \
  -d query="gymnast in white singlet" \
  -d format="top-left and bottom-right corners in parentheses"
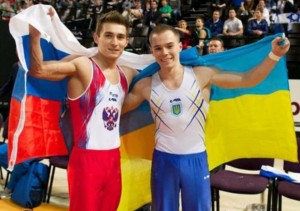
top-left (122, 24), bottom-right (289, 211)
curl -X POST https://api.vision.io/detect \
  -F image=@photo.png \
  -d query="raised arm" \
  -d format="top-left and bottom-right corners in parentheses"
top-left (122, 77), bottom-right (151, 114)
top-left (209, 36), bottom-right (290, 89)
top-left (29, 25), bottom-right (78, 81)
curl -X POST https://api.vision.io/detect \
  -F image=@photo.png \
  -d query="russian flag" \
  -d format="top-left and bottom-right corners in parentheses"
top-left (8, 4), bottom-right (155, 169)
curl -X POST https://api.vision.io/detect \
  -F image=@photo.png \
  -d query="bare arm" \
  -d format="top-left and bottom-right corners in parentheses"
top-left (228, 27), bottom-right (244, 36)
top-left (174, 27), bottom-right (191, 35)
top-left (122, 77), bottom-right (151, 114)
top-left (210, 36), bottom-right (290, 88)
top-left (29, 25), bottom-right (78, 81)
top-left (120, 65), bottom-right (139, 87)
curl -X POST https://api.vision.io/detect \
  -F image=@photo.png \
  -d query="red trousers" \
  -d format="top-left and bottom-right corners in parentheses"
top-left (68, 147), bottom-right (121, 211)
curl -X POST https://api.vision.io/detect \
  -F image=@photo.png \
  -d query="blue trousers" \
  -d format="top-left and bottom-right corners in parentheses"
top-left (151, 150), bottom-right (211, 211)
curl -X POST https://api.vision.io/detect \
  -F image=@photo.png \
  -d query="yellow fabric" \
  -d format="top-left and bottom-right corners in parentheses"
top-left (120, 124), bottom-right (155, 160)
top-left (206, 91), bottom-right (298, 170)
top-left (118, 124), bottom-right (155, 210)
top-left (118, 158), bottom-right (152, 211)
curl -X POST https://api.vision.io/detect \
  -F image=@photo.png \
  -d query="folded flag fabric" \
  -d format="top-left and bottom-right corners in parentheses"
top-left (260, 165), bottom-right (300, 184)
top-left (8, 4), bottom-right (297, 170)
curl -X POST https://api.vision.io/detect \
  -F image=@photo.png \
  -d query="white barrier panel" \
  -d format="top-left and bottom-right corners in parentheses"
top-left (289, 80), bottom-right (300, 132)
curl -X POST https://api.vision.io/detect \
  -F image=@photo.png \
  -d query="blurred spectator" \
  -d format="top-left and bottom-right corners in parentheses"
top-left (246, 8), bottom-right (268, 35)
top-left (122, 0), bottom-right (143, 26)
top-left (231, 0), bottom-right (245, 10)
top-left (143, 0), bottom-right (151, 17)
top-left (158, 0), bottom-right (173, 24)
top-left (169, 0), bottom-right (181, 21)
top-left (189, 17), bottom-right (211, 55)
top-left (275, 0), bottom-right (295, 13)
top-left (207, 37), bottom-right (225, 54)
top-left (264, 0), bottom-right (276, 11)
top-left (144, 0), bottom-right (160, 28)
top-left (256, 0), bottom-right (270, 25)
top-left (88, 0), bottom-right (103, 17)
top-left (88, 0), bottom-right (102, 20)
top-left (129, 0), bottom-right (143, 26)
top-left (223, 8), bottom-right (244, 36)
top-left (122, 0), bottom-right (133, 11)
top-left (205, 9), bottom-right (224, 36)
top-left (174, 19), bottom-right (191, 49)
top-left (0, 0), bottom-right (16, 20)
top-left (210, 0), bottom-right (229, 20)
top-left (238, 0), bottom-right (255, 16)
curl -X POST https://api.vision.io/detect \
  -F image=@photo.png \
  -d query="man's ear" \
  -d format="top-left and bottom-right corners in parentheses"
top-left (93, 33), bottom-right (99, 44)
top-left (179, 42), bottom-right (183, 52)
top-left (149, 47), bottom-right (153, 54)
top-left (126, 37), bottom-right (129, 47)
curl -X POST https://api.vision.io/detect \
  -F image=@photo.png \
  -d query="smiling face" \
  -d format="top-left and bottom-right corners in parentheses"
top-left (150, 29), bottom-right (182, 70)
top-left (93, 23), bottom-right (129, 60)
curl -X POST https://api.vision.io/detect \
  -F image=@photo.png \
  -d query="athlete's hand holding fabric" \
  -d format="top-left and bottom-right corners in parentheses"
top-left (271, 36), bottom-right (290, 58)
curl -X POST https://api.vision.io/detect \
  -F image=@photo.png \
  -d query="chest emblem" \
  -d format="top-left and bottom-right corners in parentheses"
top-left (170, 98), bottom-right (182, 116)
top-left (102, 106), bottom-right (119, 131)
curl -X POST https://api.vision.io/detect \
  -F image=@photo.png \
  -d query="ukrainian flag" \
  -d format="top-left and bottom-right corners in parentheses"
top-left (133, 34), bottom-right (298, 170)
top-left (203, 35), bottom-right (297, 169)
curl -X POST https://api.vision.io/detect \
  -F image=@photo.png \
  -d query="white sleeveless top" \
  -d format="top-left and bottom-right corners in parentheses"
top-left (69, 59), bottom-right (128, 150)
top-left (150, 66), bottom-right (209, 154)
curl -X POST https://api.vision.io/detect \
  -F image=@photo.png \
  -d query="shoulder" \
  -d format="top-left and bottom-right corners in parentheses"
top-left (134, 77), bottom-right (152, 90)
top-left (120, 65), bottom-right (138, 83)
top-left (70, 56), bottom-right (92, 74)
top-left (71, 56), bottom-right (91, 66)
top-left (193, 66), bottom-right (219, 77)
top-left (131, 77), bottom-right (152, 100)
top-left (137, 77), bottom-right (152, 86)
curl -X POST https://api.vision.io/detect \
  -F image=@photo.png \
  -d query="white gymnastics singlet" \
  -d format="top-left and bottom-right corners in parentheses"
top-left (150, 66), bottom-right (209, 154)
top-left (69, 59), bottom-right (128, 150)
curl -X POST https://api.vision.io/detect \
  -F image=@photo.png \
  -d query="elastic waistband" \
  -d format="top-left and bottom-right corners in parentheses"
top-left (72, 146), bottom-right (120, 155)
top-left (154, 149), bottom-right (207, 159)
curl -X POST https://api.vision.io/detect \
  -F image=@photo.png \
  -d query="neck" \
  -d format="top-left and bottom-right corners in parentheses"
top-left (159, 64), bottom-right (184, 89)
top-left (94, 52), bottom-right (118, 70)
top-left (159, 63), bottom-right (184, 80)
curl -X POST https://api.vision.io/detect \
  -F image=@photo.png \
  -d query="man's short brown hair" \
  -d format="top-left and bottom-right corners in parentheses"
top-left (149, 24), bottom-right (180, 45)
top-left (95, 10), bottom-right (130, 36)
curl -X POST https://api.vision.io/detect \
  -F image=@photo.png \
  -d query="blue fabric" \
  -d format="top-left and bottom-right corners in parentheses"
top-left (260, 168), bottom-right (300, 184)
top-left (132, 33), bottom-right (288, 100)
top-left (0, 144), bottom-right (33, 190)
